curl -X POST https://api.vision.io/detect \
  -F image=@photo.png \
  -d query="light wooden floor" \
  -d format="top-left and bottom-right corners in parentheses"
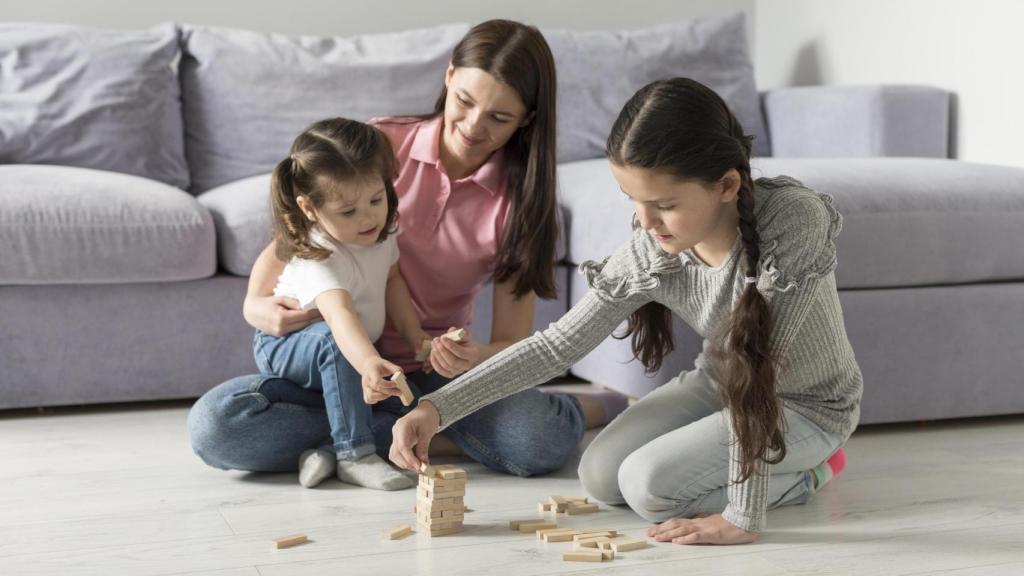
top-left (1, 399), bottom-right (1022, 576)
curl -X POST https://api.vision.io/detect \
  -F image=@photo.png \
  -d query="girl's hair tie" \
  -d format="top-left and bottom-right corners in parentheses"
top-left (743, 276), bottom-right (759, 285)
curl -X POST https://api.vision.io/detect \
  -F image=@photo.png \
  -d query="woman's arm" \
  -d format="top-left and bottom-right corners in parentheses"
top-left (315, 289), bottom-right (401, 404)
top-left (243, 241), bottom-right (321, 336)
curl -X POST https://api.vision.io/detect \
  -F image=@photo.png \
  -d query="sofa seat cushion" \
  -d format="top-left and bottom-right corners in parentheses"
top-left (200, 173), bottom-right (570, 277)
top-left (558, 157), bottom-right (1024, 289)
top-left (0, 165), bottom-right (215, 284)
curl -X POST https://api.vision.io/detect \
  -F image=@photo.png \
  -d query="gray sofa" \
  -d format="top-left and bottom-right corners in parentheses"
top-left (2, 15), bottom-right (1022, 424)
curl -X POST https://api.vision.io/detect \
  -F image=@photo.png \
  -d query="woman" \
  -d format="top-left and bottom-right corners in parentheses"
top-left (187, 19), bottom-right (624, 484)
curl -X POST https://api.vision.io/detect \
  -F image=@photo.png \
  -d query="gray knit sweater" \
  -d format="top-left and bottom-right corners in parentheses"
top-left (422, 176), bottom-right (864, 532)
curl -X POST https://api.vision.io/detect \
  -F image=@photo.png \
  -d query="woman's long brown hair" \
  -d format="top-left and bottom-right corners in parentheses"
top-left (606, 78), bottom-right (785, 483)
top-left (380, 19), bottom-right (559, 298)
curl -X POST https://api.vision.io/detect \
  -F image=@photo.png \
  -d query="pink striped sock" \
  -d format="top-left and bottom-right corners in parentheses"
top-left (811, 447), bottom-right (847, 490)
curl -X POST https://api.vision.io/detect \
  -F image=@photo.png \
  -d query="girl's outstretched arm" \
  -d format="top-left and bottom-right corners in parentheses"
top-left (316, 289), bottom-right (401, 404)
top-left (389, 286), bottom-right (648, 471)
top-left (243, 241), bottom-right (321, 336)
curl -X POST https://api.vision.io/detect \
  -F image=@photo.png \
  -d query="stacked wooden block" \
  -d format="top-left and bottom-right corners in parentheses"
top-left (415, 464), bottom-right (467, 537)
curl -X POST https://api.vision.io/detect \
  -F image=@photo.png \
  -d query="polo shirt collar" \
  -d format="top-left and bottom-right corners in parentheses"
top-left (409, 115), bottom-right (505, 196)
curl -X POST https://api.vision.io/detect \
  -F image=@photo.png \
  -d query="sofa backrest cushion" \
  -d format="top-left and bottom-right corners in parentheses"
top-left (180, 14), bottom-right (768, 193)
top-left (0, 23), bottom-right (189, 190)
top-left (179, 23), bottom-right (469, 193)
top-left (546, 12), bottom-right (770, 162)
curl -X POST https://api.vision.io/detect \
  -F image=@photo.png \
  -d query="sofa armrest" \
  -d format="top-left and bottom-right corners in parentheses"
top-left (761, 85), bottom-right (950, 158)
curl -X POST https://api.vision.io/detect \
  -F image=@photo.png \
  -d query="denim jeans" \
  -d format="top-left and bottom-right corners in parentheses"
top-left (577, 369), bottom-right (845, 523)
top-left (253, 322), bottom-right (375, 460)
top-left (189, 341), bottom-right (585, 477)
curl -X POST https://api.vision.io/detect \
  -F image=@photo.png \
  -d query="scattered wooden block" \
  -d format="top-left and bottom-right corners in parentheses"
top-left (509, 518), bottom-right (544, 530)
top-left (573, 531), bottom-right (615, 541)
top-left (566, 502), bottom-right (599, 515)
top-left (536, 527), bottom-right (575, 540)
top-left (563, 549), bottom-right (606, 563)
top-left (271, 533), bottom-right (308, 549)
top-left (384, 525), bottom-right (412, 540)
top-left (597, 535), bottom-right (627, 550)
top-left (518, 521), bottom-right (558, 533)
top-left (539, 502), bottom-right (552, 514)
top-left (576, 528), bottom-right (617, 536)
top-left (390, 371), bottom-right (414, 406)
top-left (609, 537), bottom-right (651, 552)
top-left (601, 549), bottom-right (615, 560)
top-left (574, 536), bottom-right (610, 549)
top-left (443, 328), bottom-right (467, 342)
top-left (544, 531), bottom-right (577, 543)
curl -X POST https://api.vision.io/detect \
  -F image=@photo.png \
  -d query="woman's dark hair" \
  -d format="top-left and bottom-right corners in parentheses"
top-left (270, 118), bottom-right (399, 262)
top-left (381, 19), bottom-right (559, 298)
top-left (606, 77), bottom-right (783, 483)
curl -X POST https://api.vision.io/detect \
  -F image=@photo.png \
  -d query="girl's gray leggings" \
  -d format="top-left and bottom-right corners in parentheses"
top-left (578, 369), bottom-right (845, 524)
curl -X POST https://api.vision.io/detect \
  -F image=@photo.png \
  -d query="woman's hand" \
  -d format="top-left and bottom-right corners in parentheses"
top-left (429, 327), bottom-right (482, 378)
top-left (646, 514), bottom-right (758, 545)
top-left (389, 400), bottom-right (441, 471)
top-left (359, 357), bottom-right (403, 404)
top-left (243, 294), bottom-right (321, 336)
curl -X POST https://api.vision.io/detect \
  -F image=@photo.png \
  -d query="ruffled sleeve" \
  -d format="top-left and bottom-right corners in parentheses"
top-left (753, 176), bottom-right (843, 294)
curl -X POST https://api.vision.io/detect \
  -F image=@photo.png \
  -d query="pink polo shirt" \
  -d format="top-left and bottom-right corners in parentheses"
top-left (370, 116), bottom-right (511, 371)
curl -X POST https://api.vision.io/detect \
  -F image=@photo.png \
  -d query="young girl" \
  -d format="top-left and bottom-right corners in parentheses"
top-left (256, 117), bottom-right (429, 490)
top-left (389, 78), bottom-right (863, 543)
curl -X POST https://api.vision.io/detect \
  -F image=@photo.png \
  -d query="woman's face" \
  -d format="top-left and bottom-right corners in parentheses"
top-left (610, 163), bottom-right (739, 256)
top-left (441, 65), bottom-right (531, 170)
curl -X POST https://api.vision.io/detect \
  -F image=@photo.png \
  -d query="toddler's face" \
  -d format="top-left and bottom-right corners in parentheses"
top-left (298, 176), bottom-right (389, 247)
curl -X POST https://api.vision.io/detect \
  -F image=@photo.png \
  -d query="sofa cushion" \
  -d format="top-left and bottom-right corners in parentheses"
top-left (197, 173), bottom-right (273, 277)
top-left (200, 172), bottom-right (570, 277)
top-left (558, 157), bottom-right (1024, 289)
top-left (0, 23), bottom-right (189, 190)
top-left (546, 12), bottom-right (769, 162)
top-left (0, 165), bottom-right (215, 284)
top-left (179, 23), bottom-right (469, 192)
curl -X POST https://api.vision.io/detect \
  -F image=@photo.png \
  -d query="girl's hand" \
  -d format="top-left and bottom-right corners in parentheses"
top-left (359, 357), bottom-right (403, 404)
top-left (243, 294), bottom-right (321, 336)
top-left (389, 400), bottom-right (441, 471)
top-left (429, 327), bottom-right (482, 378)
top-left (646, 514), bottom-right (758, 545)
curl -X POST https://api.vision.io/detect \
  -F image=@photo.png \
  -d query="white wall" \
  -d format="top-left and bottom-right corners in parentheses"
top-left (0, 0), bottom-right (753, 36)
top-left (755, 0), bottom-right (1024, 168)
top-left (5, 0), bottom-right (1020, 168)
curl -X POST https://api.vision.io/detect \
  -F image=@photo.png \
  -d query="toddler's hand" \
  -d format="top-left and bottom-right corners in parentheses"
top-left (360, 357), bottom-right (402, 404)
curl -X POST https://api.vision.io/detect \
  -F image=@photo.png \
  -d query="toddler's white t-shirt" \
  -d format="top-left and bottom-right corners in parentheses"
top-left (273, 227), bottom-right (399, 342)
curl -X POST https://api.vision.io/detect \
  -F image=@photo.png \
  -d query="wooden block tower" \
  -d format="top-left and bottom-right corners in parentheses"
top-left (415, 464), bottom-right (467, 537)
